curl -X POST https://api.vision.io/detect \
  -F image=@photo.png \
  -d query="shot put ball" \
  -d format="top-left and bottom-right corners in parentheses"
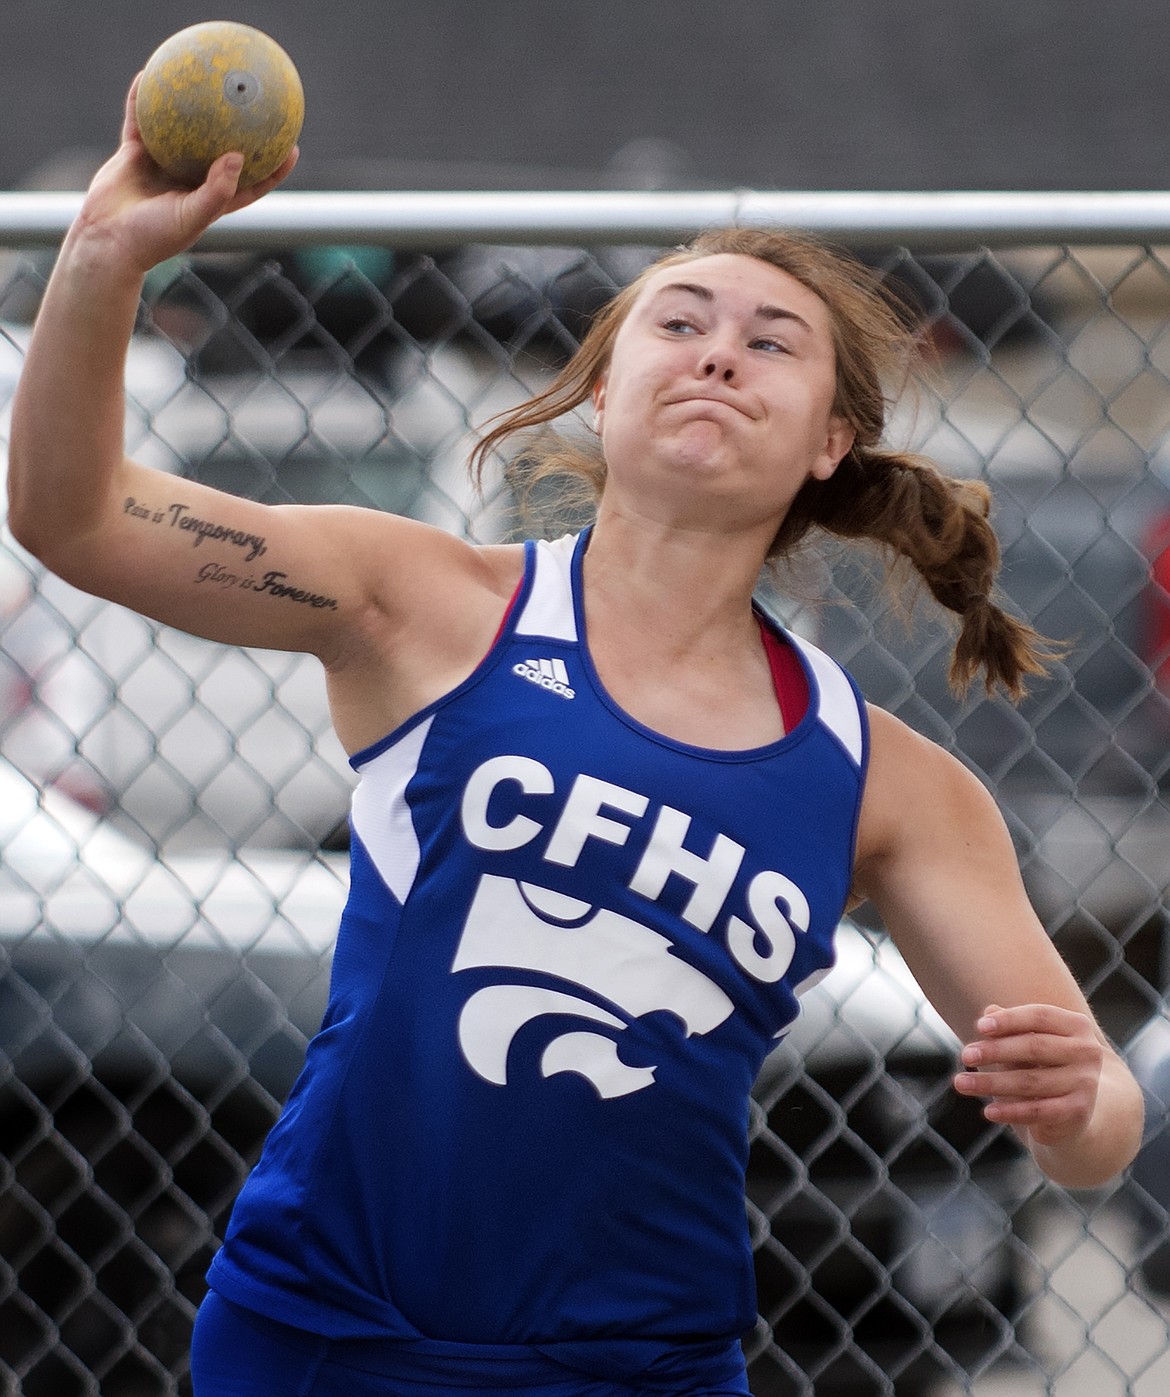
top-left (135, 21), bottom-right (303, 188)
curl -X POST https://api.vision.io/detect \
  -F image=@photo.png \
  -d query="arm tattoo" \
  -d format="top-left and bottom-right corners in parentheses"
top-left (195, 560), bottom-right (339, 611)
top-left (124, 497), bottom-right (339, 611)
top-left (124, 496), bottom-right (268, 562)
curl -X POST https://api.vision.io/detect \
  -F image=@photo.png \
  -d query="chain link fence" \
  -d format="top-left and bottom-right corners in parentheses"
top-left (1, 193), bottom-right (1169, 1396)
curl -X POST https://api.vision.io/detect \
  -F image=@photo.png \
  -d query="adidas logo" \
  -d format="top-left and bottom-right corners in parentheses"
top-left (513, 657), bottom-right (575, 700)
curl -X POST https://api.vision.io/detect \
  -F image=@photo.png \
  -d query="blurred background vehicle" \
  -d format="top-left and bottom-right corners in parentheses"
top-left (1125, 1006), bottom-right (1170, 1295)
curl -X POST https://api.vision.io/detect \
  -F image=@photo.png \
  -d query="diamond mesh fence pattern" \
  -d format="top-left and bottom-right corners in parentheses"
top-left (0, 227), bottom-right (1169, 1396)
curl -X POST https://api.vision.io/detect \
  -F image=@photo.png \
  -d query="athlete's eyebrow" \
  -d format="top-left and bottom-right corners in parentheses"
top-left (655, 281), bottom-right (716, 303)
top-left (652, 281), bottom-right (814, 334)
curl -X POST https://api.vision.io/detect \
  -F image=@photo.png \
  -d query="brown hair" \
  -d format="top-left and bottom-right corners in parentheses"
top-left (469, 227), bottom-right (1055, 698)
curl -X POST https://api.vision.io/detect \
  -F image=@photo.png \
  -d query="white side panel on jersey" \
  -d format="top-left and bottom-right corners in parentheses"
top-left (350, 715), bottom-right (435, 902)
top-left (787, 633), bottom-right (865, 768)
top-left (514, 534), bottom-right (578, 642)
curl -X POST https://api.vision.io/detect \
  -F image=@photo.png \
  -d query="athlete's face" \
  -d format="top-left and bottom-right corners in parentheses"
top-left (592, 254), bottom-right (855, 530)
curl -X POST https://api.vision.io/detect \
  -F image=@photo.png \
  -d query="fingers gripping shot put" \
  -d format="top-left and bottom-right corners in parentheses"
top-left (7, 45), bottom-right (1145, 1397)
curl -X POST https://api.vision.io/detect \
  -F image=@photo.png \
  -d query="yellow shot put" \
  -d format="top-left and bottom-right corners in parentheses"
top-left (135, 21), bottom-right (303, 188)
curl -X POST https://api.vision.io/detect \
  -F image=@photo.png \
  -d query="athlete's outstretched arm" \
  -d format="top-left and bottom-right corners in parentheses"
top-left (851, 706), bottom-right (1144, 1189)
top-left (8, 81), bottom-right (522, 752)
top-left (6, 80), bottom-right (343, 647)
top-left (10, 82), bottom-right (489, 651)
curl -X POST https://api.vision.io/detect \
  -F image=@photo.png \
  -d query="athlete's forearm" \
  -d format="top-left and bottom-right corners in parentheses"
top-left (8, 224), bottom-right (144, 568)
top-left (9, 92), bottom-right (265, 576)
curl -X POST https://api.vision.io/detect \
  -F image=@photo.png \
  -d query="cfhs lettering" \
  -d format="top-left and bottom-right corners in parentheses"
top-left (460, 755), bottom-right (809, 985)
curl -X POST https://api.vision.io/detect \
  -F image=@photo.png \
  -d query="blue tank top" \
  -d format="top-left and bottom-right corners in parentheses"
top-left (207, 529), bottom-right (869, 1375)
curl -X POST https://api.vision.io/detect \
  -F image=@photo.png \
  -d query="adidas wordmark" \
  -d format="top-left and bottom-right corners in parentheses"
top-left (514, 657), bottom-right (575, 700)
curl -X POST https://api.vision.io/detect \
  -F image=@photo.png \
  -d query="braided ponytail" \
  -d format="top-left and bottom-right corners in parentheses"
top-left (776, 446), bottom-right (1058, 697)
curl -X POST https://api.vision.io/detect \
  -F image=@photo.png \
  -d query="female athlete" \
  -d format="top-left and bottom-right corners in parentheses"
top-left (7, 79), bottom-right (1144, 1397)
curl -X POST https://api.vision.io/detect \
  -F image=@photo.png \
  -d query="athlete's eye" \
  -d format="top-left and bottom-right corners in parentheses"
top-left (662, 317), bottom-right (700, 335)
top-left (750, 336), bottom-right (791, 354)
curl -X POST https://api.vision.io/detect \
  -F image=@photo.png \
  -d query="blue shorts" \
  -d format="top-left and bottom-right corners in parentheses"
top-left (190, 1292), bottom-right (751, 1396)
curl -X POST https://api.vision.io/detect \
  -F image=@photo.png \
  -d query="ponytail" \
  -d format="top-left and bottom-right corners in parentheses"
top-left (778, 446), bottom-right (1058, 698)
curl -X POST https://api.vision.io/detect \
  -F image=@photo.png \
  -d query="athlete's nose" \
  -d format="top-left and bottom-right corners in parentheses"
top-left (700, 349), bottom-right (737, 388)
top-left (698, 329), bottom-right (740, 383)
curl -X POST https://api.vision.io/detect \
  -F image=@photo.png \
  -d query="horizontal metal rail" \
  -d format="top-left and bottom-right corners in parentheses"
top-left (4, 189), bottom-right (1170, 251)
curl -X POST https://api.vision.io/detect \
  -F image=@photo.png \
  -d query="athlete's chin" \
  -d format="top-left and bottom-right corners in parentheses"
top-left (655, 422), bottom-right (742, 471)
top-left (662, 439), bottom-right (759, 491)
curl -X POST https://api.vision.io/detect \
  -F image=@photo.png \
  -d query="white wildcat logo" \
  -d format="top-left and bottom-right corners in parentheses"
top-left (452, 874), bottom-right (734, 1099)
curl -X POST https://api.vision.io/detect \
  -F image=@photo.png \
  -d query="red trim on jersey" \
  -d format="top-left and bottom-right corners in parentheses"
top-left (759, 621), bottom-right (810, 733)
top-left (488, 580), bottom-right (524, 655)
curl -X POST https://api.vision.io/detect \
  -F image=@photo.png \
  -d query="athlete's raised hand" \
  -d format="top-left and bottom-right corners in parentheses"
top-left (74, 75), bottom-right (297, 276)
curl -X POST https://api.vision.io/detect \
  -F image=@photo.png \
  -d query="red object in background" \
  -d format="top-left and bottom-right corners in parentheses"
top-left (1143, 512), bottom-right (1170, 691)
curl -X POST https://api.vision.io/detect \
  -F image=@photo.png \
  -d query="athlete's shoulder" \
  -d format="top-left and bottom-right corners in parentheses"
top-left (857, 704), bottom-right (998, 873)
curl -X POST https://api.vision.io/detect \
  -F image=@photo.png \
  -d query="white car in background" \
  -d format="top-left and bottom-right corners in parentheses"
top-left (0, 756), bottom-right (347, 1096)
top-left (2, 549), bottom-right (358, 849)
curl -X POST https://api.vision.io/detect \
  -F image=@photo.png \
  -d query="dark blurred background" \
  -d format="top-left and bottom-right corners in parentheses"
top-left (5, 0), bottom-right (1170, 194)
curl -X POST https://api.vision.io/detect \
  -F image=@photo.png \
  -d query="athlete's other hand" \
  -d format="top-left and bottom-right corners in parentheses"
top-left (952, 1002), bottom-right (1105, 1148)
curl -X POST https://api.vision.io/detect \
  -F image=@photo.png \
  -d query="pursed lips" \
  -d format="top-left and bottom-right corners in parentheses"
top-left (663, 393), bottom-right (759, 421)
